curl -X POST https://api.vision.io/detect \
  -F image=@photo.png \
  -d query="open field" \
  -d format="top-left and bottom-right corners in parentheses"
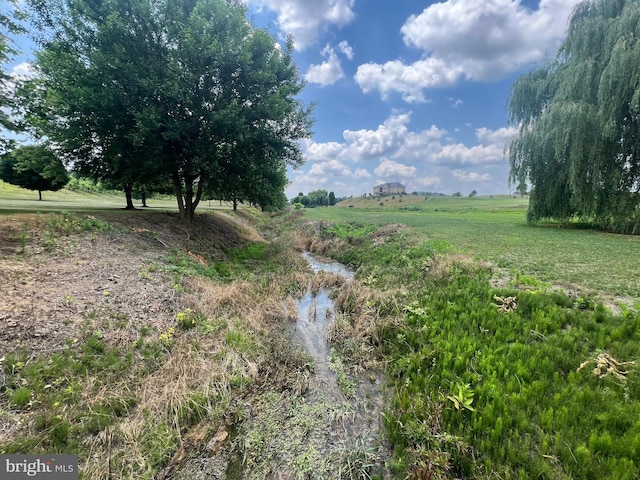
top-left (3, 187), bottom-right (640, 479)
top-left (0, 181), bottom-right (234, 213)
top-left (298, 211), bottom-right (640, 479)
top-left (303, 194), bottom-right (640, 298)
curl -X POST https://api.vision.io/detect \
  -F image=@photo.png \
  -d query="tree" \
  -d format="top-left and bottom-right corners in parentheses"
top-left (508, 0), bottom-right (640, 233)
top-left (468, 190), bottom-right (477, 198)
top-left (308, 189), bottom-right (329, 207)
top-left (0, 144), bottom-right (69, 199)
top-left (25, 0), bottom-right (169, 209)
top-left (25, 0), bottom-right (312, 221)
top-left (0, 0), bottom-right (26, 152)
top-left (328, 191), bottom-right (336, 206)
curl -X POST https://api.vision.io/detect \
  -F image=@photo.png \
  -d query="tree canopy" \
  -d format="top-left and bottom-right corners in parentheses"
top-left (508, 0), bottom-right (640, 233)
top-left (23, 0), bottom-right (313, 220)
top-left (0, 0), bottom-right (26, 151)
top-left (0, 144), bottom-right (69, 199)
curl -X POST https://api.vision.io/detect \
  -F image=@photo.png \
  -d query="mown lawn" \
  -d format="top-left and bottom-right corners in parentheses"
top-left (0, 181), bottom-right (234, 213)
top-left (303, 195), bottom-right (640, 297)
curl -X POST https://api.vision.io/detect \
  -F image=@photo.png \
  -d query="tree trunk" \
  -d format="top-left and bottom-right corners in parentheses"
top-left (174, 172), bottom-right (187, 220)
top-left (38, 190), bottom-right (42, 201)
top-left (175, 172), bottom-right (204, 223)
top-left (124, 184), bottom-right (135, 210)
top-left (141, 190), bottom-right (148, 207)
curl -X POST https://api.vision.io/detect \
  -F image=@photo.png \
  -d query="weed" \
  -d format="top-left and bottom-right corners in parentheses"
top-left (446, 382), bottom-right (475, 412)
top-left (8, 387), bottom-right (32, 409)
top-left (336, 433), bottom-right (380, 480)
top-left (159, 327), bottom-right (175, 349)
top-left (176, 308), bottom-right (208, 330)
top-left (328, 350), bottom-right (356, 397)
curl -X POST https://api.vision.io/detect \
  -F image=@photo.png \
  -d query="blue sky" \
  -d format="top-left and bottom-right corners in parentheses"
top-left (246, 0), bottom-right (583, 198)
top-left (5, 0), bottom-right (583, 198)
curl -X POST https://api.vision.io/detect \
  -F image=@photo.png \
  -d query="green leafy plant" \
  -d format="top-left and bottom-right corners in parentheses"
top-left (447, 382), bottom-right (475, 412)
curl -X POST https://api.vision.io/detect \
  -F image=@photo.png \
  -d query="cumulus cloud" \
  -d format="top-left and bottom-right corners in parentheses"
top-left (374, 158), bottom-right (417, 178)
top-left (288, 112), bottom-right (513, 198)
top-left (475, 126), bottom-right (518, 145)
top-left (337, 40), bottom-right (354, 60)
top-left (305, 45), bottom-right (345, 86)
top-left (309, 159), bottom-right (351, 176)
top-left (354, 168), bottom-right (372, 179)
top-left (355, 0), bottom-right (581, 101)
top-left (355, 58), bottom-right (459, 103)
top-left (453, 170), bottom-right (492, 182)
top-left (245, 0), bottom-right (356, 50)
top-left (342, 111), bottom-right (412, 158)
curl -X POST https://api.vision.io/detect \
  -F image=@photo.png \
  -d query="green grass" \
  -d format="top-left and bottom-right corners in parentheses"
top-left (384, 276), bottom-right (640, 479)
top-left (304, 195), bottom-right (640, 297)
top-left (304, 217), bottom-right (640, 478)
top-left (0, 181), bottom-right (234, 213)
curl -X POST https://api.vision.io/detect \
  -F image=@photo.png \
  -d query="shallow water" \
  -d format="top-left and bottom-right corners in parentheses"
top-left (301, 251), bottom-right (354, 279)
top-left (295, 252), bottom-right (354, 388)
top-left (167, 252), bottom-right (391, 479)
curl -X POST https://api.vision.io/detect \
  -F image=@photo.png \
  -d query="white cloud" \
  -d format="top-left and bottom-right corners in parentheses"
top-left (354, 168), bottom-right (372, 179)
top-left (337, 40), bottom-right (354, 60)
top-left (453, 170), bottom-right (492, 182)
top-left (417, 176), bottom-right (443, 187)
top-left (342, 111), bottom-right (412, 158)
top-left (309, 159), bottom-right (351, 176)
top-left (245, 0), bottom-right (356, 50)
top-left (11, 62), bottom-right (37, 79)
top-left (305, 141), bottom-right (345, 161)
top-left (355, 58), bottom-right (457, 102)
top-left (355, 0), bottom-right (581, 100)
top-left (288, 113), bottom-right (513, 198)
top-left (305, 45), bottom-right (344, 86)
top-left (374, 158), bottom-right (417, 178)
top-left (475, 126), bottom-right (518, 145)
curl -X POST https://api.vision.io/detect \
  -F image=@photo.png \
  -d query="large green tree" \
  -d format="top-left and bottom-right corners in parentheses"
top-left (508, 0), bottom-right (640, 233)
top-left (26, 0), bottom-right (312, 221)
top-left (0, 144), bottom-right (69, 199)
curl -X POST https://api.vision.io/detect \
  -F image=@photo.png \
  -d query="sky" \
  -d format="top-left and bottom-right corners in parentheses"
top-left (5, 0), bottom-right (584, 199)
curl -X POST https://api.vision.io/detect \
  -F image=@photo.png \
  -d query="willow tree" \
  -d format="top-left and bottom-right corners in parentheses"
top-left (508, 0), bottom-right (640, 233)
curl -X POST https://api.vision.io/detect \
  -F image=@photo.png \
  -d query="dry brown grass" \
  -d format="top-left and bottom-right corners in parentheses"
top-left (328, 280), bottom-right (404, 371)
top-left (425, 252), bottom-right (491, 281)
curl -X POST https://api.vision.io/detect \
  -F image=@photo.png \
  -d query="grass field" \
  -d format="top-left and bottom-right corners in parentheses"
top-left (301, 202), bottom-right (640, 479)
top-left (3, 185), bottom-right (640, 478)
top-left (302, 194), bottom-right (640, 298)
top-left (0, 181), bottom-right (234, 213)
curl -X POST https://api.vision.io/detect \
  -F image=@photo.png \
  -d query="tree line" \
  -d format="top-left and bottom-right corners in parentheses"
top-left (290, 190), bottom-right (337, 208)
top-left (0, 0), bottom-right (313, 221)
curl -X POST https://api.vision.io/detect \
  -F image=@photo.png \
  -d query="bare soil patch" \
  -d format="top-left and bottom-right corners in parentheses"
top-left (0, 210), bottom-right (261, 357)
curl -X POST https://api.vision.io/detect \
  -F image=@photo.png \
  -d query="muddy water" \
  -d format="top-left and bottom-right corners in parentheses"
top-left (295, 252), bottom-right (354, 394)
top-left (168, 252), bottom-right (390, 479)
